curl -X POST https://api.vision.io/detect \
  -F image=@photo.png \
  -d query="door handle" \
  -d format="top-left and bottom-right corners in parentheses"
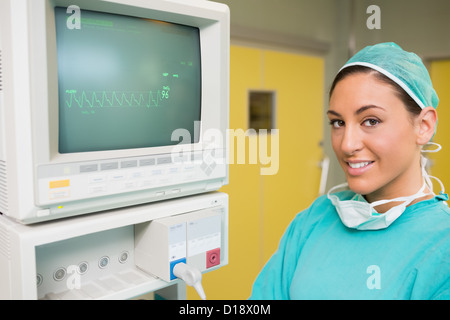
top-left (318, 156), bottom-right (330, 196)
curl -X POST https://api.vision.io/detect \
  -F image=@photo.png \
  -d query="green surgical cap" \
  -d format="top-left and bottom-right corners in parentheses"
top-left (340, 42), bottom-right (439, 109)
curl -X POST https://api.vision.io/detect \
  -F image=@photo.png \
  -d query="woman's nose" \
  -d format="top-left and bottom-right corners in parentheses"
top-left (340, 126), bottom-right (363, 156)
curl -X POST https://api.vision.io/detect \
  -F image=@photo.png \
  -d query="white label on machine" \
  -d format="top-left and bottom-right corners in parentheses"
top-left (168, 222), bottom-right (186, 262)
top-left (188, 232), bottom-right (221, 256)
top-left (187, 215), bottom-right (221, 256)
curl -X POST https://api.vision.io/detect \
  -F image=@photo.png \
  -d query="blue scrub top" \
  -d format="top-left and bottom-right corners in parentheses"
top-left (249, 191), bottom-right (450, 300)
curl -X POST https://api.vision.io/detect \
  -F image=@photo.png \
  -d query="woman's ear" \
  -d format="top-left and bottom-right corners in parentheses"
top-left (416, 106), bottom-right (437, 145)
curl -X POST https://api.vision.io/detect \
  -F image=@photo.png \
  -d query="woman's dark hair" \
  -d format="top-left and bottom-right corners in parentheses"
top-left (329, 65), bottom-right (422, 117)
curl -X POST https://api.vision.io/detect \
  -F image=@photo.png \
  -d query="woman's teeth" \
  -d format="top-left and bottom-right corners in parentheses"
top-left (348, 161), bottom-right (372, 169)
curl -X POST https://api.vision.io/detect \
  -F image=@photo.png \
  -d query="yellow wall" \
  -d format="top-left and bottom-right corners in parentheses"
top-left (261, 50), bottom-right (324, 263)
top-left (187, 45), bottom-right (324, 299)
top-left (430, 60), bottom-right (450, 190)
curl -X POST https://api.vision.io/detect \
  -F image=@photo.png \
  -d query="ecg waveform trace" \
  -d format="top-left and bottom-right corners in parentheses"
top-left (64, 87), bottom-right (170, 109)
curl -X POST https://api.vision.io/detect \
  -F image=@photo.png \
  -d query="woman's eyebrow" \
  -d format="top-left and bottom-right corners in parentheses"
top-left (355, 105), bottom-right (385, 115)
top-left (327, 105), bottom-right (386, 117)
top-left (327, 109), bottom-right (341, 117)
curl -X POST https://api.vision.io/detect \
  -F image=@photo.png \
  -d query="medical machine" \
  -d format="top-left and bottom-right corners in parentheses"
top-left (0, 0), bottom-right (229, 224)
top-left (135, 205), bottom-right (224, 299)
top-left (0, 192), bottom-right (228, 300)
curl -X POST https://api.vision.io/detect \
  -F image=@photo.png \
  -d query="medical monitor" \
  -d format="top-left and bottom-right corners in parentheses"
top-left (0, 0), bottom-right (229, 224)
top-left (56, 7), bottom-right (202, 154)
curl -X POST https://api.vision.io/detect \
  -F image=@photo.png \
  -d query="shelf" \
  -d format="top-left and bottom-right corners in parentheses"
top-left (41, 266), bottom-right (184, 300)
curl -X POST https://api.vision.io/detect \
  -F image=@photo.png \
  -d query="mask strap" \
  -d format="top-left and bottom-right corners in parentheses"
top-left (421, 156), bottom-right (434, 193)
top-left (421, 142), bottom-right (442, 153)
top-left (421, 142), bottom-right (443, 195)
top-left (427, 174), bottom-right (445, 194)
top-left (369, 182), bottom-right (429, 208)
top-left (327, 182), bottom-right (348, 197)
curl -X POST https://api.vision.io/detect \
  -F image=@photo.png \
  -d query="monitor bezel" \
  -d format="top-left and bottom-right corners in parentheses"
top-left (30, 0), bottom-right (229, 165)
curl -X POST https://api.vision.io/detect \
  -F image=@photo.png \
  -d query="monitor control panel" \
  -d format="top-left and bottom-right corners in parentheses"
top-left (36, 150), bottom-right (226, 207)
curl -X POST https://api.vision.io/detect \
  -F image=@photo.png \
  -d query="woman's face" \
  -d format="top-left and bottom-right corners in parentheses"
top-left (328, 72), bottom-right (422, 202)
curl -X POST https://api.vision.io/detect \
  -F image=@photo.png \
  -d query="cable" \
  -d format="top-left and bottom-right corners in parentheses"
top-left (173, 262), bottom-right (206, 300)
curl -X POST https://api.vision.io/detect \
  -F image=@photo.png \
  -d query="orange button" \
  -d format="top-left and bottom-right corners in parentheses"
top-left (49, 179), bottom-right (70, 189)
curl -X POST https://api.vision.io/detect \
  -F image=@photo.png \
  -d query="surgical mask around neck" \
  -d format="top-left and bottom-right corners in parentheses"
top-left (328, 142), bottom-right (445, 231)
top-left (327, 182), bottom-right (431, 230)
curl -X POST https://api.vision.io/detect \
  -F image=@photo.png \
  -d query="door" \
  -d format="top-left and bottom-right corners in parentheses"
top-left (429, 60), bottom-right (450, 191)
top-left (187, 45), bottom-right (324, 300)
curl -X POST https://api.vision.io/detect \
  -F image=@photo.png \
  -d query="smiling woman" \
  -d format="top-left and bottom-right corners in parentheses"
top-left (249, 42), bottom-right (450, 300)
top-left (327, 43), bottom-right (440, 213)
top-left (327, 71), bottom-right (436, 206)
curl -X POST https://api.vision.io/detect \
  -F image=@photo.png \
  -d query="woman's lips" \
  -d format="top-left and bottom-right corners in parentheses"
top-left (346, 160), bottom-right (374, 176)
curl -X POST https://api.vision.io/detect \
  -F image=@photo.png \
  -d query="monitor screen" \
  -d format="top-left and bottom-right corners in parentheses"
top-left (55, 7), bottom-right (202, 154)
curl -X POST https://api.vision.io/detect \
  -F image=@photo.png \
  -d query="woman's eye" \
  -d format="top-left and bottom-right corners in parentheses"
top-left (363, 119), bottom-right (379, 127)
top-left (329, 120), bottom-right (344, 128)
